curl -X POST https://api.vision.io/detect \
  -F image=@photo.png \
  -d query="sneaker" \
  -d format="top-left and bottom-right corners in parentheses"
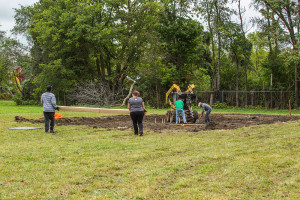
top-left (139, 131), bottom-right (143, 136)
top-left (50, 130), bottom-right (55, 134)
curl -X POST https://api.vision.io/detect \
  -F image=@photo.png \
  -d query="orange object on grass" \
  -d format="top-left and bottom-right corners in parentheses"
top-left (43, 114), bottom-right (63, 119)
top-left (54, 114), bottom-right (63, 119)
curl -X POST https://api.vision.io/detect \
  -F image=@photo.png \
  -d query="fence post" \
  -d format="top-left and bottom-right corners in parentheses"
top-left (251, 91), bottom-right (254, 106)
top-left (210, 92), bottom-right (214, 106)
top-left (263, 83), bottom-right (267, 108)
top-left (270, 91), bottom-right (273, 109)
top-left (280, 90), bottom-right (283, 109)
top-left (222, 91), bottom-right (224, 103)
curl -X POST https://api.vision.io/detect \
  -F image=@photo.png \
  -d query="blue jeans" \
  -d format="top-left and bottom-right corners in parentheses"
top-left (205, 109), bottom-right (211, 123)
top-left (176, 109), bottom-right (186, 123)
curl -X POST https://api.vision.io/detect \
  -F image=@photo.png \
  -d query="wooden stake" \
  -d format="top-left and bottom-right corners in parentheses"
top-left (289, 99), bottom-right (292, 118)
top-left (170, 124), bottom-right (199, 126)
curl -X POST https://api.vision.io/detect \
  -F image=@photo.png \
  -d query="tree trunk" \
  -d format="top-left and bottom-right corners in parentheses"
top-left (96, 56), bottom-right (101, 80)
top-left (295, 62), bottom-right (298, 108)
top-left (214, 1), bottom-right (221, 92)
top-left (244, 65), bottom-right (248, 106)
top-left (156, 78), bottom-right (160, 108)
top-left (238, 0), bottom-right (248, 106)
top-left (217, 33), bottom-right (221, 92)
top-left (121, 81), bottom-right (135, 106)
top-left (236, 58), bottom-right (239, 107)
top-left (100, 54), bottom-right (105, 81)
top-left (270, 72), bottom-right (273, 109)
top-left (266, 7), bottom-right (273, 54)
top-left (206, 1), bottom-right (215, 106)
top-left (263, 82), bottom-right (267, 108)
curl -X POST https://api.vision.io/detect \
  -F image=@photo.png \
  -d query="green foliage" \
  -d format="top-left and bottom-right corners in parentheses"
top-left (21, 79), bottom-right (38, 101)
top-left (212, 101), bottom-right (228, 109)
top-left (11, 92), bottom-right (22, 105)
top-left (10, 0), bottom-right (300, 108)
top-left (0, 31), bottom-right (28, 100)
top-left (157, 10), bottom-right (204, 85)
top-left (261, 50), bottom-right (290, 90)
top-left (244, 105), bottom-right (263, 110)
top-left (32, 59), bottom-right (76, 99)
top-left (0, 90), bottom-right (11, 100)
top-left (12, 92), bottom-right (37, 105)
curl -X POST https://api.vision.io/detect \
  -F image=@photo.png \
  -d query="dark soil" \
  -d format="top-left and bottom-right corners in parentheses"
top-left (15, 113), bottom-right (299, 132)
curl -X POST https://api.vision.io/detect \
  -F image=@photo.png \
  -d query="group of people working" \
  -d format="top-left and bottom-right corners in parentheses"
top-left (174, 98), bottom-right (212, 124)
top-left (41, 86), bottom-right (212, 136)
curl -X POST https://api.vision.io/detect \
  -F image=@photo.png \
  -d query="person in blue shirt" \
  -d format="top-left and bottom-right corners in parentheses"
top-left (198, 102), bottom-right (212, 123)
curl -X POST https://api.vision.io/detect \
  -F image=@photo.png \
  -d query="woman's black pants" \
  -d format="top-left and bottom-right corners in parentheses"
top-left (130, 111), bottom-right (144, 135)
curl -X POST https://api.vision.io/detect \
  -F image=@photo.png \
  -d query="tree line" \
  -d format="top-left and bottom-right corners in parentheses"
top-left (0, 0), bottom-right (299, 108)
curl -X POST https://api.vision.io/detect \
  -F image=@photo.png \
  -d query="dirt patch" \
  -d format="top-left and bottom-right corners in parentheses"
top-left (14, 113), bottom-right (299, 132)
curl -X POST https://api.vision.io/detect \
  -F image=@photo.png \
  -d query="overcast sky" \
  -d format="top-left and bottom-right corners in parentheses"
top-left (0, 0), bottom-right (259, 43)
top-left (0, 0), bottom-right (38, 34)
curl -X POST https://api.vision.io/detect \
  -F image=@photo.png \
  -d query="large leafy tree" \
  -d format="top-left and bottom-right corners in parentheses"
top-left (136, 1), bottom-right (208, 107)
top-left (194, 0), bottom-right (232, 104)
top-left (14, 0), bottom-right (161, 103)
top-left (11, 0), bottom-right (298, 108)
top-left (223, 22), bottom-right (252, 106)
top-left (254, 0), bottom-right (300, 107)
top-left (157, 15), bottom-right (204, 85)
top-left (247, 32), bottom-right (269, 89)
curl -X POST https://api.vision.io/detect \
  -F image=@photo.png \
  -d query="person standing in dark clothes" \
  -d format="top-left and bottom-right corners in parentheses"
top-left (128, 90), bottom-right (146, 136)
top-left (41, 85), bottom-right (59, 134)
top-left (198, 102), bottom-right (212, 123)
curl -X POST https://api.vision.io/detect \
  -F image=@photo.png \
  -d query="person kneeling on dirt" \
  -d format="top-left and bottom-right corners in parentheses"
top-left (198, 102), bottom-right (212, 124)
top-left (128, 90), bottom-right (146, 136)
top-left (175, 98), bottom-right (187, 124)
top-left (41, 85), bottom-right (59, 134)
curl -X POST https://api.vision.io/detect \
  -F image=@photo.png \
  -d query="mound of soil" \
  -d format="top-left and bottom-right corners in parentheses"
top-left (15, 113), bottom-right (299, 132)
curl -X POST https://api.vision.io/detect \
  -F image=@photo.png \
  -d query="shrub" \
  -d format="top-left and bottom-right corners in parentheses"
top-left (0, 92), bottom-right (12, 100)
top-left (244, 105), bottom-right (263, 110)
top-left (213, 101), bottom-right (228, 109)
top-left (12, 92), bottom-right (37, 105)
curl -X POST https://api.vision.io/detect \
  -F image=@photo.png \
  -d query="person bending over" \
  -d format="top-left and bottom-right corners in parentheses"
top-left (198, 102), bottom-right (212, 124)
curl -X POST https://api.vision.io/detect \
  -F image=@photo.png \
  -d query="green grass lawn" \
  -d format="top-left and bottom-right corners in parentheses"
top-left (1, 100), bottom-right (300, 199)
